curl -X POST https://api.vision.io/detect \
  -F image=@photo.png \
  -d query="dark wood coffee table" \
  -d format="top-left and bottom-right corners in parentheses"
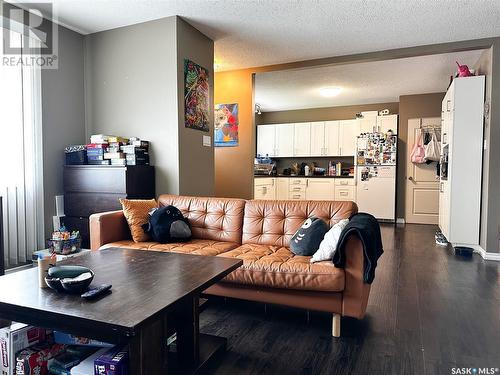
top-left (0, 248), bottom-right (242, 374)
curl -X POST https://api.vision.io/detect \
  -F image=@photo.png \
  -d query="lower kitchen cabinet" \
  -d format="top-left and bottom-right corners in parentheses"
top-left (255, 177), bottom-right (356, 202)
top-left (276, 178), bottom-right (289, 199)
top-left (334, 178), bottom-right (356, 201)
top-left (305, 179), bottom-right (335, 200)
top-left (254, 178), bottom-right (276, 200)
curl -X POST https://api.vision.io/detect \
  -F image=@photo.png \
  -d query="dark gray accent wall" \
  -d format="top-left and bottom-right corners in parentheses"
top-left (41, 25), bottom-right (85, 237)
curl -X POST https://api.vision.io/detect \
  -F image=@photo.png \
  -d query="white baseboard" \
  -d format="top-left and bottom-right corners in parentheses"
top-left (474, 247), bottom-right (500, 261)
top-left (453, 244), bottom-right (500, 261)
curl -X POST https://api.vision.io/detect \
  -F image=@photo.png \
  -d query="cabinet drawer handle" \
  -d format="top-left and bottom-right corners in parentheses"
top-left (340, 180), bottom-right (348, 185)
top-left (292, 180), bottom-right (300, 184)
top-left (340, 192), bottom-right (348, 196)
top-left (292, 194), bottom-right (301, 199)
top-left (293, 187), bottom-right (301, 191)
top-left (446, 100), bottom-right (451, 112)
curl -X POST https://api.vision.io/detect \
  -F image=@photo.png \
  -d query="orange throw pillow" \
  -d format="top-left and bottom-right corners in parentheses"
top-left (119, 198), bottom-right (157, 242)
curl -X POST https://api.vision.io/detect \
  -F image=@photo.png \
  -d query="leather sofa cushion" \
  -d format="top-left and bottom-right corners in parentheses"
top-left (218, 244), bottom-right (345, 292)
top-left (100, 239), bottom-right (240, 256)
top-left (242, 200), bottom-right (357, 247)
top-left (158, 195), bottom-right (245, 244)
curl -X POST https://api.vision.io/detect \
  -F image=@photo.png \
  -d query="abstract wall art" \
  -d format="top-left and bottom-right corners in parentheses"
top-left (184, 59), bottom-right (210, 132)
top-left (214, 103), bottom-right (239, 147)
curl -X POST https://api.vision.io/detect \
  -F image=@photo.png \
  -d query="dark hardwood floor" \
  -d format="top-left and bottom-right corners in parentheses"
top-left (200, 224), bottom-right (500, 375)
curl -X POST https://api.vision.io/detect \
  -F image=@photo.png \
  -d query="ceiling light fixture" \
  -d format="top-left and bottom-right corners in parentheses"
top-left (319, 87), bottom-right (342, 97)
top-left (255, 104), bottom-right (262, 115)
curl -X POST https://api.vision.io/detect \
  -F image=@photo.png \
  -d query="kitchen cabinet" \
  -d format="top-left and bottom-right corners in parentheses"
top-left (357, 117), bottom-right (377, 133)
top-left (334, 178), bottom-right (356, 201)
top-left (324, 121), bottom-right (340, 156)
top-left (254, 178), bottom-right (276, 200)
top-left (306, 179), bottom-right (335, 200)
top-left (288, 178), bottom-right (307, 200)
top-left (275, 124), bottom-right (294, 157)
top-left (257, 114), bottom-right (391, 158)
top-left (438, 76), bottom-right (484, 246)
top-left (294, 123), bottom-right (311, 156)
top-left (256, 124), bottom-right (294, 157)
top-left (438, 180), bottom-right (449, 238)
top-left (254, 177), bottom-right (356, 202)
top-left (276, 178), bottom-right (289, 199)
top-left (310, 121), bottom-right (325, 156)
top-left (257, 125), bottom-right (276, 157)
top-left (339, 120), bottom-right (359, 156)
top-left (376, 114), bottom-right (398, 133)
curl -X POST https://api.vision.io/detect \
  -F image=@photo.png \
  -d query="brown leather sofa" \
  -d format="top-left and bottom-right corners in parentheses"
top-left (90, 194), bottom-right (371, 337)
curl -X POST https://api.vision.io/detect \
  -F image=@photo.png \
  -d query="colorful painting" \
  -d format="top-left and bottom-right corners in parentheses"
top-left (214, 103), bottom-right (239, 147)
top-left (184, 59), bottom-right (210, 132)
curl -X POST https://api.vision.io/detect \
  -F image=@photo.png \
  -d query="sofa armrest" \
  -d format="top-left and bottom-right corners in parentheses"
top-left (341, 234), bottom-right (371, 319)
top-left (89, 211), bottom-right (131, 250)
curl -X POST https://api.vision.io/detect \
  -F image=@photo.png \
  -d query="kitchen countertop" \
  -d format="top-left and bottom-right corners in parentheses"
top-left (254, 175), bottom-right (354, 179)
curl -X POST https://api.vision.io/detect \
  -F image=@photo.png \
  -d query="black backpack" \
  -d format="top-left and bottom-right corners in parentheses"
top-left (142, 205), bottom-right (192, 243)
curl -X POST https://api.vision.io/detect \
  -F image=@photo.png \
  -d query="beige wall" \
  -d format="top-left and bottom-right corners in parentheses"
top-left (256, 102), bottom-right (399, 124)
top-left (397, 93), bottom-right (445, 219)
top-left (84, 17), bottom-right (179, 195)
top-left (85, 16), bottom-right (214, 197)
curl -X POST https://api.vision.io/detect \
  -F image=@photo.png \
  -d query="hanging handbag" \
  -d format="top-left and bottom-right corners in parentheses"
top-left (424, 130), bottom-right (441, 162)
top-left (410, 130), bottom-right (426, 164)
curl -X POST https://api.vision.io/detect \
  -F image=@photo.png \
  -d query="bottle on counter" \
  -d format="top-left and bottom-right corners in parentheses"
top-left (336, 162), bottom-right (342, 176)
top-left (304, 165), bottom-right (310, 176)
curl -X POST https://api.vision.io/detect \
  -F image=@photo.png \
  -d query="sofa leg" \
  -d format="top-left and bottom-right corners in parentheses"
top-left (332, 314), bottom-right (341, 337)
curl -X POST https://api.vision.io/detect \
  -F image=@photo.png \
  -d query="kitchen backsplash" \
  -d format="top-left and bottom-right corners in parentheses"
top-left (274, 156), bottom-right (355, 174)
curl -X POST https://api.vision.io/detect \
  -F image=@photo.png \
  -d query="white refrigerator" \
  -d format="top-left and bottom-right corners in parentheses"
top-left (356, 134), bottom-right (397, 221)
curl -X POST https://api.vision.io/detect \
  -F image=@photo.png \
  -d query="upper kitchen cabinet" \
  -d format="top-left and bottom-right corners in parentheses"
top-left (257, 125), bottom-right (276, 156)
top-left (376, 114), bottom-right (398, 133)
top-left (339, 120), bottom-right (359, 156)
top-left (275, 124), bottom-right (294, 157)
top-left (324, 121), bottom-right (341, 156)
top-left (310, 121), bottom-right (326, 156)
top-left (257, 116), bottom-right (375, 157)
top-left (357, 116), bottom-right (377, 133)
top-left (294, 122), bottom-right (311, 156)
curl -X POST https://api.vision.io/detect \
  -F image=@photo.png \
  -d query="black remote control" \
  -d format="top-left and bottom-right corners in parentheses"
top-left (81, 284), bottom-right (112, 300)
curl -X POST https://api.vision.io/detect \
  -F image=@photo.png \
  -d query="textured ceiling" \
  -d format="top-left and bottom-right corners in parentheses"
top-left (255, 50), bottom-right (485, 111)
top-left (21, 0), bottom-right (500, 71)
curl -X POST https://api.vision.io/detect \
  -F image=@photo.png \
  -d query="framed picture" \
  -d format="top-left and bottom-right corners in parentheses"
top-left (214, 103), bottom-right (238, 147)
top-left (184, 59), bottom-right (210, 132)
